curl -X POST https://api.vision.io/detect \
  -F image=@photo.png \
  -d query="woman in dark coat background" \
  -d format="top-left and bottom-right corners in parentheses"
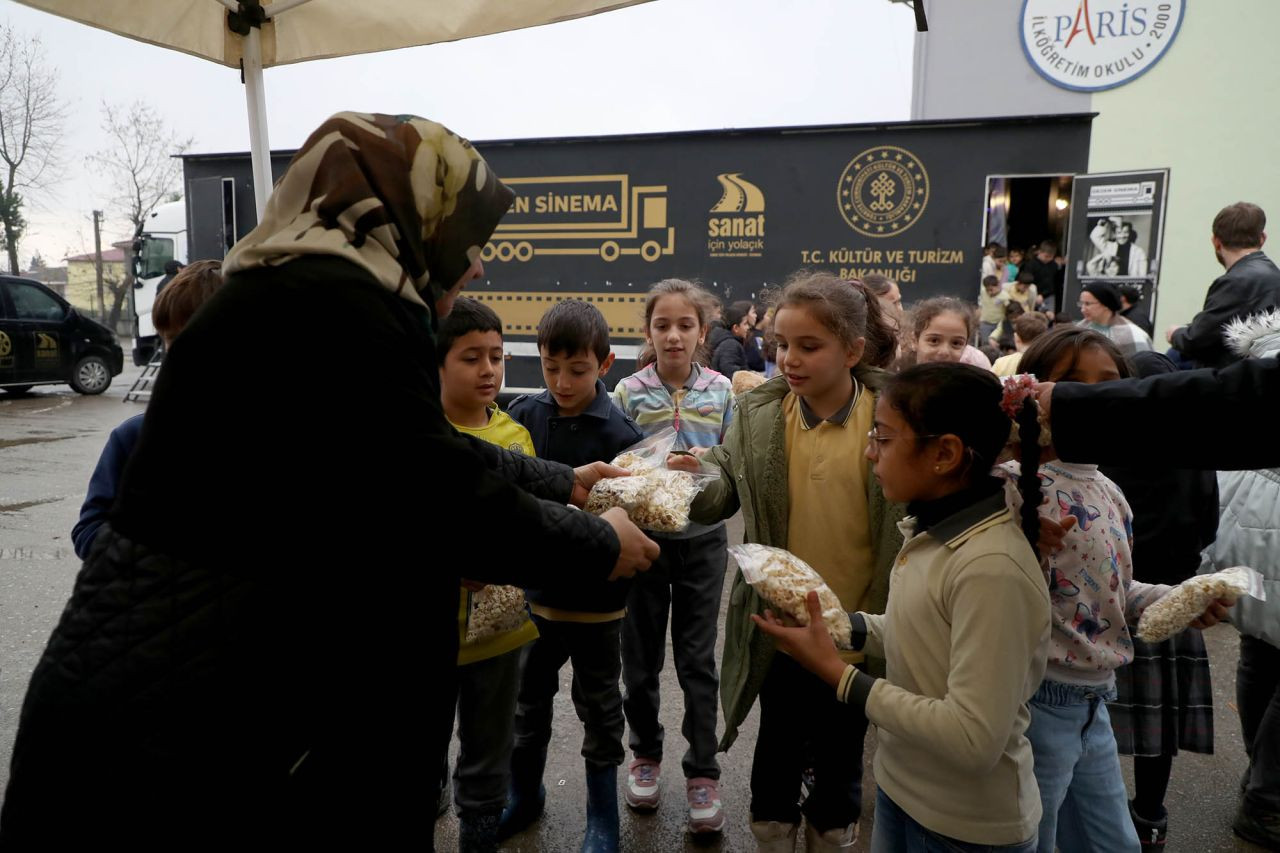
top-left (0, 113), bottom-right (657, 850)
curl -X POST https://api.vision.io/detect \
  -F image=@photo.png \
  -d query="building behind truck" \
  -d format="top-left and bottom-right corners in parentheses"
top-left (131, 152), bottom-right (292, 365)
top-left (161, 115), bottom-right (1093, 387)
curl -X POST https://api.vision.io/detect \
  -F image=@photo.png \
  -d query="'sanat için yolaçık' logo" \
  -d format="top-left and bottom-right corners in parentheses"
top-left (707, 172), bottom-right (766, 258)
top-left (837, 146), bottom-right (929, 239)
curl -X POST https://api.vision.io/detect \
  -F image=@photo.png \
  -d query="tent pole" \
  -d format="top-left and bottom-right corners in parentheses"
top-left (243, 26), bottom-right (272, 217)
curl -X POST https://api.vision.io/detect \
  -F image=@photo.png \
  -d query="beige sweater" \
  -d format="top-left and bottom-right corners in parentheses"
top-left (847, 493), bottom-right (1050, 845)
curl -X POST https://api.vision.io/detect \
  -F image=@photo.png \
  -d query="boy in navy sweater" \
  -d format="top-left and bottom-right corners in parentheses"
top-left (72, 262), bottom-right (223, 558)
top-left (505, 300), bottom-right (642, 851)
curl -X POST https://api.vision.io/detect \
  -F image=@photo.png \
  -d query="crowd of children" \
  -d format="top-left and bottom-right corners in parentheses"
top-left (65, 251), bottom-right (1262, 852)
top-left (68, 251), bottom-right (1251, 852)
top-left (408, 260), bottom-right (1267, 852)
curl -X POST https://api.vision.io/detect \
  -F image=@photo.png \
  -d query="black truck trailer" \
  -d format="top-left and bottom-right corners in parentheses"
top-left (181, 114), bottom-right (1092, 393)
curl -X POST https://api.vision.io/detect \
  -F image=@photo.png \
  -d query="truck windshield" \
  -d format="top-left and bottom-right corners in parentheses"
top-left (137, 236), bottom-right (175, 279)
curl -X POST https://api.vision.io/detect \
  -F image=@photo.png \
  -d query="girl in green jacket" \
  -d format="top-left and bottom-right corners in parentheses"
top-left (682, 272), bottom-right (902, 851)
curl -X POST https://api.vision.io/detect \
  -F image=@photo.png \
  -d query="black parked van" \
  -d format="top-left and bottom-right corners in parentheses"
top-left (0, 276), bottom-right (125, 395)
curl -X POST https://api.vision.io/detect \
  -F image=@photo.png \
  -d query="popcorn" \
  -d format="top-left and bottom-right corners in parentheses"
top-left (1136, 566), bottom-right (1264, 643)
top-left (585, 428), bottom-right (719, 533)
top-left (465, 585), bottom-right (529, 643)
top-left (585, 468), bottom-right (702, 533)
top-left (611, 451), bottom-right (652, 473)
top-left (730, 544), bottom-right (853, 649)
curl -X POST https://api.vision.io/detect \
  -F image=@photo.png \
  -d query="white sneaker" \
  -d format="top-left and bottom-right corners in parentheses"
top-left (686, 777), bottom-right (725, 834)
top-left (624, 758), bottom-right (661, 811)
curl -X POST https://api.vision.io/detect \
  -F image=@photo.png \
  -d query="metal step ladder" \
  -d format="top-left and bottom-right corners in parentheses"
top-left (124, 348), bottom-right (163, 403)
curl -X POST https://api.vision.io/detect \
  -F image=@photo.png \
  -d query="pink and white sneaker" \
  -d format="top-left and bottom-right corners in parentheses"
top-left (625, 758), bottom-right (661, 811)
top-left (686, 777), bottom-right (726, 834)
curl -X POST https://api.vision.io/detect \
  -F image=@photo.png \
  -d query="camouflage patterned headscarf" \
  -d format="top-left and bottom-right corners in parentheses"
top-left (223, 112), bottom-right (513, 318)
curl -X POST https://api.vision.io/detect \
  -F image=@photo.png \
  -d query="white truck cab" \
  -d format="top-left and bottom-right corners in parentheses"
top-left (131, 200), bottom-right (188, 365)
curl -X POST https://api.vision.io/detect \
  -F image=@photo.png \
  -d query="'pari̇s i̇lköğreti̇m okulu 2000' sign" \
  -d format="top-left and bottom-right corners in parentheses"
top-left (1020, 0), bottom-right (1184, 92)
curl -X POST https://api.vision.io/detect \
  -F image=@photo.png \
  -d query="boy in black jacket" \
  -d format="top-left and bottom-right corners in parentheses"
top-left (505, 300), bottom-right (644, 851)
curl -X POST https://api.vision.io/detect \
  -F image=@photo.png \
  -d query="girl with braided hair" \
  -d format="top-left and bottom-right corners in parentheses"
top-left (1000, 326), bottom-right (1193, 853)
top-left (754, 361), bottom-right (1051, 851)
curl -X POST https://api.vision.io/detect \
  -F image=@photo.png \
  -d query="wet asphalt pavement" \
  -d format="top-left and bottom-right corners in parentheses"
top-left (0, 366), bottom-right (1271, 851)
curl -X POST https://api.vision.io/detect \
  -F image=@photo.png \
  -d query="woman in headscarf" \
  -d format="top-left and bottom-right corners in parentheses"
top-left (0, 113), bottom-right (658, 850)
top-left (1077, 280), bottom-right (1154, 358)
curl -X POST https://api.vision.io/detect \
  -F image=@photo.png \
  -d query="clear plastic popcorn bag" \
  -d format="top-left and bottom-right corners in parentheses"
top-left (585, 428), bottom-right (720, 533)
top-left (729, 543), bottom-right (853, 649)
top-left (465, 584), bottom-right (530, 643)
top-left (1136, 566), bottom-right (1266, 643)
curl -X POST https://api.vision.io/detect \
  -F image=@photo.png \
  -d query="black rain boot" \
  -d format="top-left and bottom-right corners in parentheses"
top-left (1129, 800), bottom-right (1167, 852)
top-left (581, 763), bottom-right (619, 853)
top-left (497, 745), bottom-right (547, 841)
top-left (459, 806), bottom-right (503, 853)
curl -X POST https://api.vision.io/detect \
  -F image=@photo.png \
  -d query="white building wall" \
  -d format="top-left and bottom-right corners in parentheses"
top-left (911, 0), bottom-right (1090, 121)
top-left (1088, 2), bottom-right (1280, 332)
top-left (910, 0), bottom-right (1280, 333)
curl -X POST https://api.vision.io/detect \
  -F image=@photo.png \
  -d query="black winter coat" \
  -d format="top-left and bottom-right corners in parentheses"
top-left (708, 323), bottom-right (747, 377)
top-left (1171, 251), bottom-right (1280, 368)
top-left (1053, 353), bottom-right (1280, 471)
top-left (0, 258), bottom-right (621, 849)
top-left (1099, 353), bottom-right (1218, 586)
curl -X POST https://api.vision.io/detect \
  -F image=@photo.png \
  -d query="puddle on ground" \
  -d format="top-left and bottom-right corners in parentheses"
top-left (0, 435), bottom-right (75, 449)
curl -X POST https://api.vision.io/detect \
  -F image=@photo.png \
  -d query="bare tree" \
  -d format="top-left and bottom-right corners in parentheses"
top-left (0, 23), bottom-right (67, 275)
top-left (86, 101), bottom-right (193, 329)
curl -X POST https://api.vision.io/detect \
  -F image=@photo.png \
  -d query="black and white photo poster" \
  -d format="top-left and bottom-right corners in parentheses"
top-left (1064, 169), bottom-right (1169, 329)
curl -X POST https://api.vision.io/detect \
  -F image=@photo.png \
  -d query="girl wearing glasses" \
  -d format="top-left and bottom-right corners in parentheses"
top-left (675, 271), bottom-right (901, 851)
top-left (755, 363), bottom-right (1051, 852)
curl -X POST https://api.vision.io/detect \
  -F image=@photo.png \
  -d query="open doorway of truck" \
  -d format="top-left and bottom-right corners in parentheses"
top-left (982, 174), bottom-right (1073, 313)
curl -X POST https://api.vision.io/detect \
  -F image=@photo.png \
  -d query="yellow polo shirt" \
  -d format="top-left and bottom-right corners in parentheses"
top-left (783, 383), bottom-right (875, 663)
top-left (991, 351), bottom-right (1024, 377)
top-left (449, 405), bottom-right (539, 665)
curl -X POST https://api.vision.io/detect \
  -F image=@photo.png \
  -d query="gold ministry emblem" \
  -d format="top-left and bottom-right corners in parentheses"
top-left (837, 146), bottom-right (929, 238)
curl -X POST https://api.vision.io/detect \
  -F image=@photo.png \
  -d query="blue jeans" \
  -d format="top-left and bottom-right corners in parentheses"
top-left (871, 788), bottom-right (1036, 852)
top-left (1026, 680), bottom-right (1140, 853)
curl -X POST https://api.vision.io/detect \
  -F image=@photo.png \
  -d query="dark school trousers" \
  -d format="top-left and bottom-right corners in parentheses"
top-left (621, 525), bottom-right (728, 780)
top-left (513, 614), bottom-right (624, 770)
top-left (453, 647), bottom-right (523, 815)
top-left (751, 652), bottom-right (869, 832)
top-left (1238, 635), bottom-right (1280, 813)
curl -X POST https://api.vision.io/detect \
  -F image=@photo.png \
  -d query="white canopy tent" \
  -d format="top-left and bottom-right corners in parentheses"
top-left (14, 0), bottom-right (655, 215)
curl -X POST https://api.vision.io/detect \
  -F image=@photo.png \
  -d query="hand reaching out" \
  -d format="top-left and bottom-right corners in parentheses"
top-left (666, 452), bottom-right (702, 473)
top-left (600, 507), bottom-right (660, 581)
top-left (1190, 597), bottom-right (1234, 630)
top-left (571, 461), bottom-right (632, 508)
top-left (751, 590), bottom-right (848, 689)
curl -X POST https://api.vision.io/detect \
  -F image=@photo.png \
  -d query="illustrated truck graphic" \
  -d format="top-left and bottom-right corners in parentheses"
top-left (482, 174), bottom-right (675, 263)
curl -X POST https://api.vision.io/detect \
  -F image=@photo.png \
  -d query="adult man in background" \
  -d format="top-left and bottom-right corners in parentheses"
top-left (1167, 202), bottom-right (1280, 368)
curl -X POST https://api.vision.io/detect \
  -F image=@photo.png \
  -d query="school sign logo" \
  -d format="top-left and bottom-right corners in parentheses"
top-left (1020, 0), bottom-right (1185, 92)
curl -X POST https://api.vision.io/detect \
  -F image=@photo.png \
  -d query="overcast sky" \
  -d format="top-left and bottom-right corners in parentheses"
top-left (3, 0), bottom-right (915, 266)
